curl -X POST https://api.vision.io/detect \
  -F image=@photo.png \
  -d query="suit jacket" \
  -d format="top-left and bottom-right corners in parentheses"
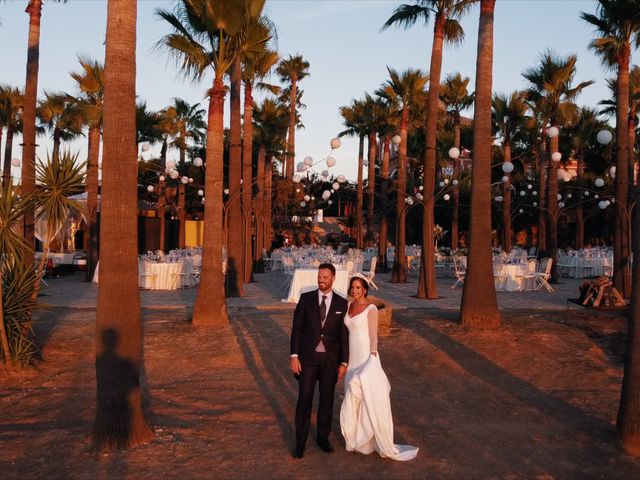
top-left (290, 289), bottom-right (349, 365)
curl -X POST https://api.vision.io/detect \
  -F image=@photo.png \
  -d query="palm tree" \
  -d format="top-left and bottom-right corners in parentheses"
top-left (70, 56), bottom-right (104, 282)
top-left (339, 98), bottom-right (368, 250)
top-left (441, 73), bottom-right (473, 250)
top-left (377, 67), bottom-right (428, 283)
top-left (522, 50), bottom-right (593, 284)
top-left (383, 0), bottom-right (474, 299)
top-left (0, 85), bottom-right (24, 186)
top-left (94, 0), bottom-right (154, 450)
top-left (37, 91), bottom-right (84, 157)
top-left (241, 49), bottom-right (279, 282)
top-left (135, 101), bottom-right (163, 149)
top-left (492, 91), bottom-right (528, 252)
top-left (460, 0), bottom-right (499, 329)
top-left (582, 0), bottom-right (640, 299)
top-left (156, 0), bottom-right (270, 326)
top-left (276, 54), bottom-right (310, 179)
top-left (568, 107), bottom-right (607, 249)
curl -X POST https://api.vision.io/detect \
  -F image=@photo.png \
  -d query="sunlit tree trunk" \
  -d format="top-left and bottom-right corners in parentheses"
top-left (264, 155), bottom-right (273, 253)
top-left (575, 150), bottom-right (585, 249)
top-left (227, 60), bottom-right (243, 297)
top-left (460, 0), bottom-right (500, 329)
top-left (22, 0), bottom-right (43, 266)
top-left (356, 134), bottom-right (364, 249)
top-left (94, 0), bottom-right (154, 450)
top-left (253, 144), bottom-right (265, 273)
top-left (502, 142), bottom-right (512, 252)
top-left (85, 125), bottom-right (100, 281)
top-left (451, 123), bottom-right (461, 250)
top-left (242, 81), bottom-right (254, 283)
top-left (548, 128), bottom-right (559, 283)
top-left (178, 183), bottom-right (186, 248)
top-left (417, 13), bottom-right (444, 300)
top-left (391, 110), bottom-right (408, 283)
top-left (2, 124), bottom-right (15, 186)
top-left (378, 135), bottom-right (390, 272)
top-left (538, 135), bottom-right (547, 252)
top-left (366, 130), bottom-right (377, 241)
top-left (192, 77), bottom-right (229, 327)
top-left (285, 80), bottom-right (298, 179)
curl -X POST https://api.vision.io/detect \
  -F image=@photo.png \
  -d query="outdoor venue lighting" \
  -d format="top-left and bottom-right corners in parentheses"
top-left (547, 126), bottom-right (559, 138)
top-left (551, 152), bottom-right (562, 162)
top-left (502, 162), bottom-right (514, 173)
top-left (596, 129), bottom-right (613, 145)
top-left (391, 135), bottom-right (402, 145)
top-left (448, 147), bottom-right (460, 159)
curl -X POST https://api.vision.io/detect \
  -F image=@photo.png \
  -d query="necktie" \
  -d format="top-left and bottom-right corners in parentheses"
top-left (320, 295), bottom-right (327, 327)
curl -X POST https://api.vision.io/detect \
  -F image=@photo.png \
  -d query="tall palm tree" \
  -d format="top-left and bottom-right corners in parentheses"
top-left (156, 0), bottom-right (269, 326)
top-left (94, 0), bottom-right (154, 450)
top-left (460, 0), bottom-right (499, 329)
top-left (339, 99), bottom-right (368, 249)
top-left (568, 107), bottom-right (607, 249)
top-left (37, 91), bottom-right (84, 157)
top-left (492, 91), bottom-right (528, 252)
top-left (522, 50), bottom-right (593, 283)
top-left (241, 49), bottom-right (279, 282)
top-left (70, 56), bottom-right (104, 282)
top-left (582, 0), bottom-right (640, 299)
top-left (383, 0), bottom-right (474, 299)
top-left (440, 72), bottom-right (473, 250)
top-left (276, 54), bottom-right (310, 179)
top-left (0, 85), bottom-right (24, 186)
top-left (166, 98), bottom-right (206, 166)
top-left (377, 67), bottom-right (428, 283)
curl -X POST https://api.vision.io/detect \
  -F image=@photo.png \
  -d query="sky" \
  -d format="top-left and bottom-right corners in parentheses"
top-left (0, 0), bottom-right (634, 181)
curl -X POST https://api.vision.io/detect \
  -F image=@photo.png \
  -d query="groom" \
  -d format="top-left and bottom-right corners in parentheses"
top-left (290, 263), bottom-right (349, 459)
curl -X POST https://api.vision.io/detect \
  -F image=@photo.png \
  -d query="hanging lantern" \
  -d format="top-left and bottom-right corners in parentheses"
top-left (330, 137), bottom-right (342, 149)
top-left (193, 157), bottom-right (203, 167)
top-left (596, 130), bottom-right (612, 145)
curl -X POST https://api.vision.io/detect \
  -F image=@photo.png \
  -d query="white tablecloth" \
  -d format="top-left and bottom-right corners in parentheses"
top-left (494, 263), bottom-right (529, 291)
top-left (558, 255), bottom-right (612, 278)
top-left (92, 260), bottom-right (187, 290)
top-left (284, 268), bottom-right (350, 303)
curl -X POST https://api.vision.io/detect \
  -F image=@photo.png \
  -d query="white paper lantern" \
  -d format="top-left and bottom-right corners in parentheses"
top-left (533, 202), bottom-right (538, 207)
top-left (330, 137), bottom-right (342, 149)
top-left (295, 188), bottom-right (301, 193)
top-left (326, 157), bottom-right (336, 168)
top-left (181, 176), bottom-right (189, 184)
top-left (11, 158), bottom-right (20, 167)
top-left (188, 177), bottom-right (194, 183)
top-left (337, 174), bottom-right (346, 183)
top-left (328, 200), bottom-right (333, 205)
top-left (596, 130), bottom-right (613, 145)
top-left (519, 208), bottom-right (524, 213)
top-left (419, 185), bottom-right (424, 191)
top-left (224, 188), bottom-right (229, 195)
top-left (595, 194), bottom-right (599, 199)
top-left (551, 152), bottom-right (562, 162)
top-left (193, 157), bottom-right (203, 167)
top-left (598, 200), bottom-right (608, 209)
top-left (147, 185), bottom-right (154, 192)
top-left (296, 162), bottom-right (307, 172)
top-left (567, 194), bottom-right (572, 199)
top-left (304, 195), bottom-right (311, 202)
top-left (494, 196), bottom-right (503, 202)
top-left (391, 135), bottom-right (401, 145)
top-left (609, 166), bottom-right (616, 178)
top-left (452, 180), bottom-right (458, 186)
top-left (416, 193), bottom-right (423, 201)
top-left (303, 156), bottom-right (314, 166)
top-left (557, 194), bottom-right (562, 201)
top-left (558, 202), bottom-right (565, 208)
top-left (444, 178), bottom-right (450, 185)
top-left (167, 160), bottom-right (176, 170)
top-left (502, 162), bottom-right (514, 173)
top-left (532, 191), bottom-right (538, 196)
top-left (584, 191), bottom-right (590, 196)
top-left (520, 191), bottom-right (526, 196)
top-left (169, 169), bottom-right (179, 179)
top-left (159, 175), bottom-right (166, 182)
top-left (300, 201), bottom-right (306, 207)
top-left (448, 147), bottom-right (460, 159)
top-left (546, 126), bottom-right (559, 138)
top-left (594, 177), bottom-right (605, 187)
top-left (197, 189), bottom-right (204, 196)
top-left (407, 198), bottom-right (414, 205)
top-left (501, 176), bottom-right (509, 183)
top-left (443, 194), bottom-right (451, 201)
top-left (439, 181), bottom-right (445, 187)
top-left (527, 184), bottom-right (533, 189)
top-left (292, 174), bottom-right (302, 183)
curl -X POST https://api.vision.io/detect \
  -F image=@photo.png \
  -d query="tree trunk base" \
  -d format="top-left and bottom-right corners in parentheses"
top-left (619, 432), bottom-right (640, 457)
top-left (192, 304), bottom-right (229, 328)
top-left (460, 309), bottom-right (501, 330)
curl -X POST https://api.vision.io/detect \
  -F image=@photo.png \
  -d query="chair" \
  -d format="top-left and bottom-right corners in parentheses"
top-left (527, 247), bottom-right (537, 260)
top-left (451, 256), bottom-right (466, 290)
top-left (524, 257), bottom-right (554, 292)
top-left (281, 256), bottom-right (295, 289)
top-left (262, 249), bottom-right (273, 271)
top-left (138, 261), bottom-right (156, 289)
top-left (361, 256), bottom-right (379, 291)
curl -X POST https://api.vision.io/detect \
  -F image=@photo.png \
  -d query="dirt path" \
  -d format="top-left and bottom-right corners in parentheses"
top-left (1, 304), bottom-right (640, 479)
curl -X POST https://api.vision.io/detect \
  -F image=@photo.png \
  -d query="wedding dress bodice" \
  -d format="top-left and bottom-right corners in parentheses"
top-left (344, 303), bottom-right (378, 370)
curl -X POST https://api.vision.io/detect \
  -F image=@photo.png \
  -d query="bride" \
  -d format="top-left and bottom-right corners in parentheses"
top-left (340, 275), bottom-right (419, 461)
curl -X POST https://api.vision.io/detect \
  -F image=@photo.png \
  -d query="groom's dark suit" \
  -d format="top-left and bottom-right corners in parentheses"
top-left (290, 289), bottom-right (349, 448)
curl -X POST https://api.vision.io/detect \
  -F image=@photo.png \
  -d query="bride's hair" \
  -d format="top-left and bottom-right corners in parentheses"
top-left (349, 276), bottom-right (369, 297)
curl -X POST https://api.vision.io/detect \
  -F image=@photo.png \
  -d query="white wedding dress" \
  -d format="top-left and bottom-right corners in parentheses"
top-left (340, 303), bottom-right (419, 461)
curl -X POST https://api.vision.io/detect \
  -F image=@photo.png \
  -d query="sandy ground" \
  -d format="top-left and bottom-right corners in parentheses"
top-left (2, 275), bottom-right (640, 479)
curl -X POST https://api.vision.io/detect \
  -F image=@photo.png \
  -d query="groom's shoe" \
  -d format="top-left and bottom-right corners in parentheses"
top-left (292, 444), bottom-right (305, 459)
top-left (316, 438), bottom-right (334, 453)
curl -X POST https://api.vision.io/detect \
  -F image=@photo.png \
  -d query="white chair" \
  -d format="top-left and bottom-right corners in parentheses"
top-left (262, 249), bottom-right (273, 271)
top-left (361, 256), bottom-right (378, 291)
top-left (524, 257), bottom-right (554, 292)
top-left (138, 261), bottom-right (156, 290)
top-left (451, 256), bottom-right (466, 290)
top-left (281, 256), bottom-right (295, 289)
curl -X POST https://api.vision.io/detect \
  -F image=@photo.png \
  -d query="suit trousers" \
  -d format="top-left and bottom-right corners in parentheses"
top-left (295, 351), bottom-right (338, 446)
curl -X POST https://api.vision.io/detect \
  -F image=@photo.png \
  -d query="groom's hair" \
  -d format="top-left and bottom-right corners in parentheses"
top-left (318, 263), bottom-right (336, 276)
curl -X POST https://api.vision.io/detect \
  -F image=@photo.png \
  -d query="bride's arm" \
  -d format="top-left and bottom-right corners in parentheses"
top-left (367, 306), bottom-right (378, 355)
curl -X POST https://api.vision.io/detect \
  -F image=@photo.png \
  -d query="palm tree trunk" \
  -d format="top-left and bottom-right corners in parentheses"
top-left (451, 123), bottom-right (461, 250)
top-left (378, 135), bottom-right (390, 272)
top-left (0, 127), bottom-right (4, 182)
top-left (193, 77), bottom-right (229, 327)
top-left (417, 13), bottom-right (445, 300)
top-left (85, 125), bottom-right (100, 281)
top-left (286, 79), bottom-right (297, 179)
top-left (614, 44), bottom-right (631, 299)
top-left (537, 136), bottom-right (547, 252)
top-left (547, 128), bottom-right (559, 283)
top-left (53, 130), bottom-right (61, 159)
top-left (502, 142), bottom-right (512, 253)
top-left (178, 183), bottom-right (185, 248)
top-left (158, 181), bottom-right (166, 252)
top-left (628, 116), bottom-right (636, 203)
top-left (94, 0), bottom-right (153, 450)
top-left (242, 81), bottom-right (254, 283)
top-left (391, 110), bottom-right (408, 283)
top-left (2, 125), bottom-right (15, 186)
top-left (366, 130), bottom-right (377, 241)
top-left (227, 60), bottom-right (244, 297)
top-left (460, 0), bottom-right (500, 329)
top-left (253, 144), bottom-right (266, 273)
top-left (356, 134), bottom-right (364, 249)
top-left (22, 0), bottom-right (43, 265)
top-left (264, 155), bottom-right (273, 253)
top-left (160, 138), bottom-right (167, 169)
top-left (179, 126), bottom-right (186, 166)
top-left (617, 177), bottom-right (640, 455)
top-left (575, 150), bottom-right (585, 249)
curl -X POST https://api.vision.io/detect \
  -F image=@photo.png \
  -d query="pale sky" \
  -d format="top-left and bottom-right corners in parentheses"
top-left (0, 0), bottom-right (633, 181)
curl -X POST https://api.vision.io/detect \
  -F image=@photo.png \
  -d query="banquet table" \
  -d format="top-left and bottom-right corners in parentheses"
top-left (494, 263), bottom-right (530, 292)
top-left (92, 260), bottom-right (187, 290)
top-left (284, 268), bottom-right (350, 303)
top-left (558, 255), bottom-right (612, 278)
